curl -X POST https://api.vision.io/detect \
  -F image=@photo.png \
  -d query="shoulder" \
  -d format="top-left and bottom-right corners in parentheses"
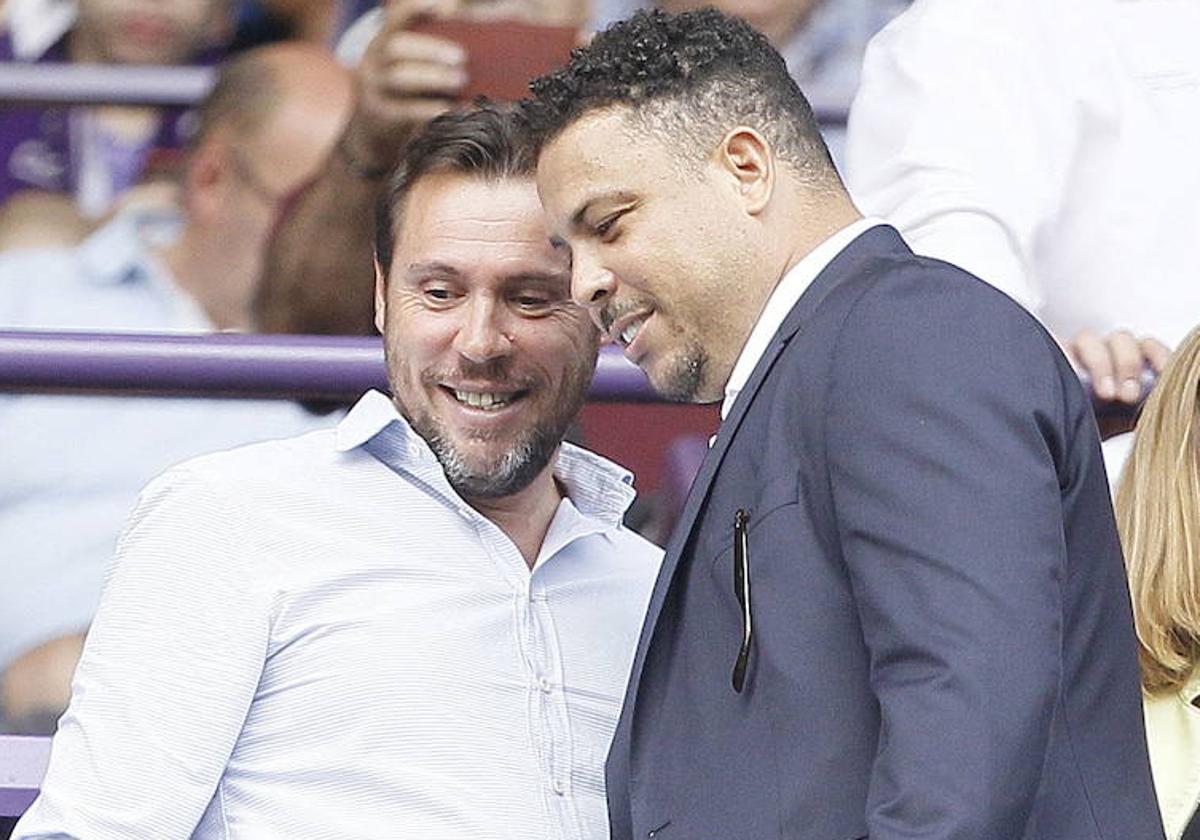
top-left (838, 247), bottom-right (1057, 361)
top-left (817, 244), bottom-right (1078, 428)
top-left (142, 427), bottom-right (342, 507)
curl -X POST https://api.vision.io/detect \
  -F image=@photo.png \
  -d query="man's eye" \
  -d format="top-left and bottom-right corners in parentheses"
top-left (424, 287), bottom-right (455, 302)
top-left (595, 214), bottom-right (621, 240)
top-left (515, 294), bottom-right (553, 310)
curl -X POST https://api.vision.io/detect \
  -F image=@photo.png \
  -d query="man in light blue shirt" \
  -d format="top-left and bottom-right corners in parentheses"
top-left (0, 42), bottom-right (354, 733)
top-left (14, 104), bottom-right (662, 839)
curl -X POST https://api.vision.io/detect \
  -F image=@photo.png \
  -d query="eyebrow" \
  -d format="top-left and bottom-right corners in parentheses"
top-left (405, 262), bottom-right (567, 288)
top-left (404, 261), bottom-right (461, 281)
top-left (569, 190), bottom-right (639, 231)
top-left (502, 271), bottom-right (570, 289)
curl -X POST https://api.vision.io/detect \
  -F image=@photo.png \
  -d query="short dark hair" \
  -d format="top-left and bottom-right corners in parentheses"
top-left (375, 103), bottom-right (536, 274)
top-left (524, 8), bottom-right (836, 182)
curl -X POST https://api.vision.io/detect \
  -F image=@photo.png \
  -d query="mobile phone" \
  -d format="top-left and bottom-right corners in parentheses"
top-left (411, 19), bottom-right (577, 102)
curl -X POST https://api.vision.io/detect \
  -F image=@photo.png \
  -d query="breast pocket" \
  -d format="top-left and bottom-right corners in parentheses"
top-left (708, 475), bottom-right (800, 586)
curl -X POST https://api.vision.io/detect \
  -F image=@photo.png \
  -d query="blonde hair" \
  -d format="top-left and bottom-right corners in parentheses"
top-left (1115, 326), bottom-right (1200, 694)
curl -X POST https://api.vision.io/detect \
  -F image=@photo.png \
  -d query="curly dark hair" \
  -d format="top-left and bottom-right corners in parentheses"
top-left (524, 7), bottom-right (836, 181)
top-left (375, 102), bottom-right (535, 275)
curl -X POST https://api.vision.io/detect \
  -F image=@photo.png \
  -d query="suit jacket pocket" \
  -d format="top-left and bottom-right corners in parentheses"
top-left (707, 474), bottom-right (799, 572)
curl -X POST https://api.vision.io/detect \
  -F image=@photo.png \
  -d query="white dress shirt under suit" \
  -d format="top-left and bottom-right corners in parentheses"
top-left (722, 217), bottom-right (885, 420)
top-left (15, 390), bottom-right (662, 840)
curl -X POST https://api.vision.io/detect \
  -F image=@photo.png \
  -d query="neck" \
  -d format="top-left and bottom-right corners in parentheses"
top-left (704, 186), bottom-right (861, 402)
top-left (466, 461), bottom-right (565, 570)
top-left (154, 231), bottom-right (253, 331)
top-left (775, 187), bottom-right (863, 283)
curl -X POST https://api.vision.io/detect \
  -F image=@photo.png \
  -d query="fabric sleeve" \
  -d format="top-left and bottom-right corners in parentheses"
top-left (825, 276), bottom-right (1070, 838)
top-left (844, 1), bottom-right (1080, 316)
top-left (13, 466), bottom-right (272, 840)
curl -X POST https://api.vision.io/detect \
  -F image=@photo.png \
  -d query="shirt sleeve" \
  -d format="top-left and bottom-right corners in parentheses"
top-left (844, 1), bottom-right (1080, 317)
top-left (13, 465), bottom-right (272, 840)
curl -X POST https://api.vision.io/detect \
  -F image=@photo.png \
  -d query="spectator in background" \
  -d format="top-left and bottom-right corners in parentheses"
top-left (1114, 324), bottom-right (1200, 840)
top-left (255, 0), bottom-right (590, 338)
top-left (0, 0), bottom-right (232, 222)
top-left (0, 42), bottom-right (352, 735)
top-left (845, 0), bottom-right (1198, 433)
top-left (592, 0), bottom-right (907, 163)
top-left (14, 104), bottom-right (659, 839)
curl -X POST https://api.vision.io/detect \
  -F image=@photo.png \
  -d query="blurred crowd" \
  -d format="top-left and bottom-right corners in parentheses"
top-left (0, 0), bottom-right (1198, 836)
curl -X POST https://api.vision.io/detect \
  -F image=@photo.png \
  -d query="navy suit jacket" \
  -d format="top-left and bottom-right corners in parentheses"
top-left (605, 227), bottom-right (1164, 840)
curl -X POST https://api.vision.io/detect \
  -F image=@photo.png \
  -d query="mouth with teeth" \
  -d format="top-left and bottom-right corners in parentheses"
top-left (448, 387), bottom-right (526, 411)
top-left (606, 311), bottom-right (651, 352)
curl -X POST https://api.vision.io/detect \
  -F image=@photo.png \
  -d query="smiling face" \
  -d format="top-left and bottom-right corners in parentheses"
top-left (376, 173), bottom-right (598, 500)
top-left (537, 107), bottom-right (765, 404)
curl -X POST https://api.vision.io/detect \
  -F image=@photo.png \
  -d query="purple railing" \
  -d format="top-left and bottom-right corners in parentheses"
top-left (0, 62), bottom-right (850, 126)
top-left (0, 736), bottom-right (50, 817)
top-left (0, 328), bottom-right (1148, 817)
top-left (0, 330), bottom-right (657, 402)
top-left (0, 328), bottom-right (1149, 416)
top-left (0, 63), bottom-right (213, 107)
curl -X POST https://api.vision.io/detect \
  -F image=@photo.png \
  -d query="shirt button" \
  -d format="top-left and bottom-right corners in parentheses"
top-left (551, 779), bottom-right (566, 796)
top-left (537, 676), bottom-right (553, 694)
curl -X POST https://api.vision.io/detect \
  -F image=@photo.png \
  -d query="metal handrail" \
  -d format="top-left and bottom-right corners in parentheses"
top-left (0, 735), bottom-right (50, 817)
top-left (0, 63), bottom-right (214, 107)
top-left (0, 327), bottom-right (1147, 817)
top-left (0, 62), bottom-right (850, 125)
top-left (0, 329), bottom-right (659, 402)
top-left (0, 329), bottom-right (1148, 417)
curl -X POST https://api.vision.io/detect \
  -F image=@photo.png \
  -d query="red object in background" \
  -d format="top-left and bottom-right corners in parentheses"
top-left (411, 20), bottom-right (577, 102)
top-left (578, 402), bottom-right (719, 494)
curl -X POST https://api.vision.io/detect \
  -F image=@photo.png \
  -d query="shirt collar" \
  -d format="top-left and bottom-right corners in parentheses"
top-left (721, 217), bottom-right (885, 420)
top-left (336, 390), bottom-right (637, 526)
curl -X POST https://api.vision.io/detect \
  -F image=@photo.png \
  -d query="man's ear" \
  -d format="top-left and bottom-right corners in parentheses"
top-left (373, 257), bottom-right (387, 335)
top-left (716, 127), bottom-right (774, 216)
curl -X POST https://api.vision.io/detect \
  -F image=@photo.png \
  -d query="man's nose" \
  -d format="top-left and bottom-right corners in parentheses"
top-left (571, 253), bottom-right (618, 312)
top-left (453, 299), bottom-right (513, 363)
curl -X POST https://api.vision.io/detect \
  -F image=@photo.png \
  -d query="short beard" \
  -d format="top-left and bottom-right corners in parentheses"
top-left (392, 353), bottom-right (595, 500)
top-left (423, 420), bottom-right (562, 499)
top-left (654, 339), bottom-right (709, 403)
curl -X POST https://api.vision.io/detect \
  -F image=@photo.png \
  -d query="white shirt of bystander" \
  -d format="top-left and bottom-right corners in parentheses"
top-left (845, 0), bottom-right (1200, 349)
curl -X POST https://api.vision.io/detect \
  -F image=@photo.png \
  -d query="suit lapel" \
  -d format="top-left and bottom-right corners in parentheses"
top-left (619, 225), bottom-right (907, 728)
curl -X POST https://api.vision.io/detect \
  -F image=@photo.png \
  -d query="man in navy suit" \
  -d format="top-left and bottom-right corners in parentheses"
top-left (527, 9), bottom-right (1165, 839)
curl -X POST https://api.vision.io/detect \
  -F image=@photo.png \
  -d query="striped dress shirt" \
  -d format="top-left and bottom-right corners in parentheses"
top-left (15, 390), bottom-right (662, 840)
